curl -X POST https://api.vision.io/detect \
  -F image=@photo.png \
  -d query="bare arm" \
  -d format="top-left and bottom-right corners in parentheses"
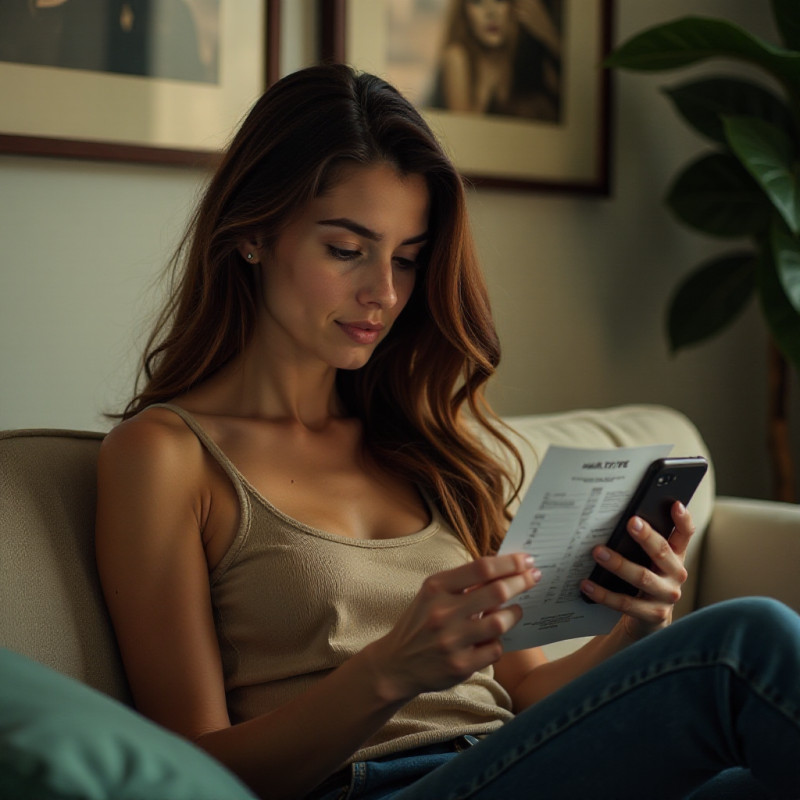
top-left (440, 44), bottom-right (475, 112)
top-left (96, 416), bottom-right (538, 799)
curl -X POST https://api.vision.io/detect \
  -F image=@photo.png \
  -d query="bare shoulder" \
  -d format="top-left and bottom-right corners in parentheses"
top-left (96, 406), bottom-right (210, 539)
top-left (96, 407), bottom-right (230, 737)
top-left (442, 42), bottom-right (469, 72)
top-left (99, 406), bottom-right (202, 484)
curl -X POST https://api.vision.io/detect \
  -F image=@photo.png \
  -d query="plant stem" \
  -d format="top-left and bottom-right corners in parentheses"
top-left (767, 338), bottom-right (795, 501)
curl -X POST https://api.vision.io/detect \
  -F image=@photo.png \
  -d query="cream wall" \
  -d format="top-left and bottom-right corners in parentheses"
top-left (0, 1), bottom-right (792, 500)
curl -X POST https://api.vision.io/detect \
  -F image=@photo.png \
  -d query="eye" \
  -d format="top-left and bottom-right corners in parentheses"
top-left (393, 256), bottom-right (420, 271)
top-left (327, 245), bottom-right (361, 261)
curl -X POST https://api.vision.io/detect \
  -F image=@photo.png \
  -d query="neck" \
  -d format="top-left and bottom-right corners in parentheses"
top-left (184, 342), bottom-right (343, 430)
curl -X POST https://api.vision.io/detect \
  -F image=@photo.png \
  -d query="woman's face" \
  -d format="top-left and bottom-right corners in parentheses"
top-left (464, 0), bottom-right (513, 49)
top-left (245, 162), bottom-right (430, 373)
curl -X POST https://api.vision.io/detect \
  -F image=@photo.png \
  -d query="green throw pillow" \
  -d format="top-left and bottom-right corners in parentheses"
top-left (0, 648), bottom-right (257, 800)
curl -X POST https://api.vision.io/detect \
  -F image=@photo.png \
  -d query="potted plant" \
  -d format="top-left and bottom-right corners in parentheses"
top-left (606, 0), bottom-right (800, 500)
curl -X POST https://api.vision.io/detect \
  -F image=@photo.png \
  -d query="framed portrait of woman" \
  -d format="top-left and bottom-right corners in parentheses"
top-left (321, 0), bottom-right (612, 193)
top-left (0, 1), bottom-right (280, 165)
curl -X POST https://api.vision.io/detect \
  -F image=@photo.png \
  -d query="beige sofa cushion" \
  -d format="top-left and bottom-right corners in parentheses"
top-left (0, 429), bottom-right (130, 703)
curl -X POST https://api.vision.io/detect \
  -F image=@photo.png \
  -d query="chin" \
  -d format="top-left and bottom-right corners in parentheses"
top-left (327, 348), bottom-right (374, 371)
top-left (336, 356), bottom-right (373, 372)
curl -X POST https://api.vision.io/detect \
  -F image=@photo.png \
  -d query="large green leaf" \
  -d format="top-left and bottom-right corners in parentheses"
top-left (724, 116), bottom-right (800, 234)
top-left (757, 243), bottom-right (800, 372)
top-left (666, 152), bottom-right (772, 237)
top-left (606, 17), bottom-right (800, 86)
top-left (772, 0), bottom-right (800, 51)
top-left (663, 77), bottom-right (795, 145)
top-left (771, 216), bottom-right (800, 314)
top-left (667, 252), bottom-right (756, 351)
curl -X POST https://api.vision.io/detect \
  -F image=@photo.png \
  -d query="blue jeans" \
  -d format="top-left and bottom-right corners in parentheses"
top-left (309, 598), bottom-right (800, 799)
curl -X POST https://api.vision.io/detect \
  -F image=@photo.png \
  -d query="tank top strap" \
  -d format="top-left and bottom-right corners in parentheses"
top-left (146, 402), bottom-right (242, 481)
top-left (146, 402), bottom-right (252, 582)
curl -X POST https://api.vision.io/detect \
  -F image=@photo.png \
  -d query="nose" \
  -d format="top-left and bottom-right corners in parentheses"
top-left (357, 258), bottom-right (398, 309)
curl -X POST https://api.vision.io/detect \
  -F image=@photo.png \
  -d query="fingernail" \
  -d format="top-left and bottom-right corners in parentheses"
top-left (595, 547), bottom-right (611, 562)
top-left (582, 581), bottom-right (595, 595)
top-left (676, 502), bottom-right (686, 515)
top-left (630, 517), bottom-right (644, 534)
top-left (531, 568), bottom-right (542, 582)
top-left (524, 555), bottom-right (535, 568)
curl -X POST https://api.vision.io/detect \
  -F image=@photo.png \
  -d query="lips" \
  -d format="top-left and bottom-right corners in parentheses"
top-left (336, 320), bottom-right (385, 345)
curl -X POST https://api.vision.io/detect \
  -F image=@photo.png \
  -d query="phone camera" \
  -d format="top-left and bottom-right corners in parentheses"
top-left (657, 474), bottom-right (676, 486)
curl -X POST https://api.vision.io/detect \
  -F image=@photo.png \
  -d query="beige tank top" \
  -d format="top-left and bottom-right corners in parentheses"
top-left (154, 404), bottom-right (513, 762)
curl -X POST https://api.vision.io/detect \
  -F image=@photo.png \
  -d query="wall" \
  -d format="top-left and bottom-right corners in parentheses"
top-left (0, 0), bottom-right (792, 500)
top-left (479, 1), bottom-right (787, 501)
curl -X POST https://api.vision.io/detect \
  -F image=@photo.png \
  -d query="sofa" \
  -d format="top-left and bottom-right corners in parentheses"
top-left (2, 404), bottom-right (799, 798)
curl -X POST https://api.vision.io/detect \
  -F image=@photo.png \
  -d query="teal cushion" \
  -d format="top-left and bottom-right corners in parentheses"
top-left (0, 648), bottom-right (257, 800)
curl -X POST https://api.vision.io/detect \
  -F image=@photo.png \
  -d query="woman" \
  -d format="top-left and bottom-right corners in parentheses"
top-left (430, 0), bottom-right (562, 120)
top-left (96, 63), bottom-right (800, 800)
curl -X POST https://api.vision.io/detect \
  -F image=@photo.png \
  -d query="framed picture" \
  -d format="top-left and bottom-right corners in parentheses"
top-left (0, 1), bottom-right (280, 166)
top-left (320, 0), bottom-right (612, 193)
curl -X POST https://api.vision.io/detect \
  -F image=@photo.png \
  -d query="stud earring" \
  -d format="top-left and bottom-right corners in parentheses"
top-left (246, 252), bottom-right (254, 261)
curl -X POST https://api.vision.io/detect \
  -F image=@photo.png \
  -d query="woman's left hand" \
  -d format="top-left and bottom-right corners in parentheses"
top-left (580, 501), bottom-right (696, 641)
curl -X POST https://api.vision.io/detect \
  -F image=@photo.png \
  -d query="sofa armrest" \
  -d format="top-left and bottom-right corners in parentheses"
top-left (696, 496), bottom-right (800, 613)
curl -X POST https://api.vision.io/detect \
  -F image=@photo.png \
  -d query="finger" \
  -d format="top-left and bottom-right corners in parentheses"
top-left (425, 553), bottom-right (535, 596)
top-left (470, 604), bottom-right (524, 645)
top-left (445, 606), bottom-right (524, 662)
top-left (580, 579), bottom-right (674, 627)
top-left (664, 502), bottom-right (696, 558)
top-left (412, 604), bottom-right (523, 678)
top-left (626, 516), bottom-right (687, 580)
top-left (591, 539), bottom-right (684, 602)
top-left (460, 636), bottom-right (509, 674)
top-left (459, 568), bottom-right (540, 618)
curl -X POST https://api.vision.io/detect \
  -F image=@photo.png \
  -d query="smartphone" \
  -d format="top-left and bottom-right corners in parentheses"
top-left (584, 456), bottom-right (708, 601)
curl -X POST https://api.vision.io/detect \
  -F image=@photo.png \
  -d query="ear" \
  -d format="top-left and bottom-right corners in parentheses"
top-left (236, 239), bottom-right (261, 264)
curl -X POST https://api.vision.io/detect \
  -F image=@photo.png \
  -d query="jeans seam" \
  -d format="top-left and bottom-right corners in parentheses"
top-left (722, 657), bottom-right (800, 726)
top-left (343, 762), bottom-right (366, 799)
top-left (447, 655), bottom-right (798, 800)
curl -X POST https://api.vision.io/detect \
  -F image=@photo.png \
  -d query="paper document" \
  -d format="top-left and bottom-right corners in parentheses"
top-left (498, 443), bottom-right (671, 651)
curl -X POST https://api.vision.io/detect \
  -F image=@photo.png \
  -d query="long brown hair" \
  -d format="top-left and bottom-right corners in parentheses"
top-left (122, 63), bottom-right (522, 556)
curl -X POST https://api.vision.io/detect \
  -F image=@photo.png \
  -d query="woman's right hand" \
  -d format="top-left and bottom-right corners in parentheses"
top-left (363, 554), bottom-right (540, 703)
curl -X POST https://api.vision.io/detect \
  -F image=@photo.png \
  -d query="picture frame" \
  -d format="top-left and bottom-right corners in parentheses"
top-left (320, 0), bottom-right (613, 193)
top-left (0, 1), bottom-right (280, 166)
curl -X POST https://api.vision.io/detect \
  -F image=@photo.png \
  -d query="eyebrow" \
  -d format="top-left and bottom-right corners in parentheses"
top-left (316, 217), bottom-right (428, 246)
